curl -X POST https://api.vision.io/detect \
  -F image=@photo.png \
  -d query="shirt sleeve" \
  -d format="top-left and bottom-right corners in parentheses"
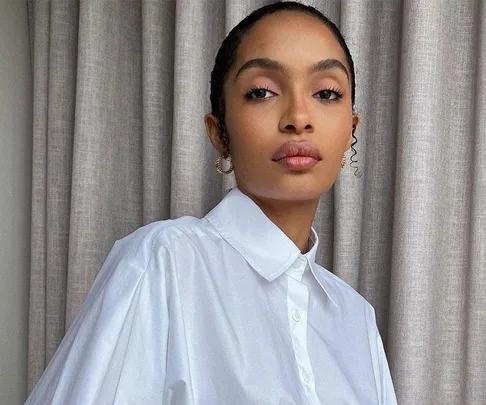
top-left (367, 303), bottom-right (398, 405)
top-left (25, 229), bottom-right (172, 405)
top-left (375, 324), bottom-right (398, 405)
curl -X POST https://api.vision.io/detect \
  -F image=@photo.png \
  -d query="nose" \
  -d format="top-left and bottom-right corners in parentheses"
top-left (278, 94), bottom-right (314, 135)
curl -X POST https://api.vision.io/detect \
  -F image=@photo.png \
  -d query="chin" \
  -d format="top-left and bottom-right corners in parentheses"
top-left (242, 177), bottom-right (332, 203)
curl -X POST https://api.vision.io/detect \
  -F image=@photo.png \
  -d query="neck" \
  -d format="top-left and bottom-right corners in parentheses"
top-left (241, 190), bottom-right (319, 253)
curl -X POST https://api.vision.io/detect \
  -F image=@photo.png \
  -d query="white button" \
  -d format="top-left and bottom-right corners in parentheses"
top-left (292, 310), bottom-right (301, 322)
top-left (291, 257), bottom-right (305, 270)
top-left (302, 369), bottom-right (312, 383)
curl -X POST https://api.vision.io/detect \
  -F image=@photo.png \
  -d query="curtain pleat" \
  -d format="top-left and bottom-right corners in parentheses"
top-left (27, 0), bottom-right (486, 403)
top-left (465, 2), bottom-right (486, 403)
top-left (169, 0), bottom-right (225, 218)
top-left (141, 0), bottom-right (175, 224)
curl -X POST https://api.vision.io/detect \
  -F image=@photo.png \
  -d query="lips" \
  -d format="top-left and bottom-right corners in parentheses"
top-left (271, 141), bottom-right (322, 171)
top-left (271, 140), bottom-right (322, 162)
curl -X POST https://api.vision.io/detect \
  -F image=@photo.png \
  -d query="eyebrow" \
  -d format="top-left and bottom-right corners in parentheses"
top-left (234, 57), bottom-right (350, 81)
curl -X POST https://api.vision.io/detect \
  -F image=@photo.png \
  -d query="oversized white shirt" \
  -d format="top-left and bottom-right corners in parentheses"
top-left (26, 187), bottom-right (397, 405)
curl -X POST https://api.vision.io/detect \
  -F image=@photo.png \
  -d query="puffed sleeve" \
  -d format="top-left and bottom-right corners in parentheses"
top-left (25, 226), bottom-right (172, 405)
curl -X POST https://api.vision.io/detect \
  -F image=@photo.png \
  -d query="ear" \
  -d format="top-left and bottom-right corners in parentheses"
top-left (204, 113), bottom-right (226, 155)
top-left (346, 113), bottom-right (360, 149)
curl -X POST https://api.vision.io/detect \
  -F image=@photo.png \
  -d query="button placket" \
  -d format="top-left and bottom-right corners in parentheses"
top-left (286, 264), bottom-right (320, 404)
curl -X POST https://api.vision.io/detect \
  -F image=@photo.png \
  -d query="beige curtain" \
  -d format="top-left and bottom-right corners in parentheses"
top-left (27, 0), bottom-right (486, 403)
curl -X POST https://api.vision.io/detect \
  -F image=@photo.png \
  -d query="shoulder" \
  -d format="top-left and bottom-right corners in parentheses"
top-left (111, 216), bottom-right (217, 267)
top-left (89, 216), bottom-right (217, 299)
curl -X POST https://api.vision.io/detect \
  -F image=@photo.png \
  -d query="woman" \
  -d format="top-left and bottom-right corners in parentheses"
top-left (26, 2), bottom-right (397, 404)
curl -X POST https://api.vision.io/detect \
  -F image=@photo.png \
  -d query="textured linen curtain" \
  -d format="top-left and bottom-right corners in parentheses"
top-left (27, 0), bottom-right (485, 403)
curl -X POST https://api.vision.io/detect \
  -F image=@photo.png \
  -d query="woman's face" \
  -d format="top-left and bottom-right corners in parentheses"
top-left (206, 11), bottom-right (359, 202)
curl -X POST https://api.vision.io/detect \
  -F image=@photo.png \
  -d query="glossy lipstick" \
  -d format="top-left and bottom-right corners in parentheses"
top-left (271, 141), bottom-right (322, 171)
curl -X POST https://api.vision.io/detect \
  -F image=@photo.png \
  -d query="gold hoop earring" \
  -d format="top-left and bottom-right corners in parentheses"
top-left (341, 154), bottom-right (346, 169)
top-left (216, 153), bottom-right (234, 175)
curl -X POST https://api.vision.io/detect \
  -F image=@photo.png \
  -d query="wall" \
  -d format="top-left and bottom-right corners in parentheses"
top-left (0, 0), bottom-right (32, 403)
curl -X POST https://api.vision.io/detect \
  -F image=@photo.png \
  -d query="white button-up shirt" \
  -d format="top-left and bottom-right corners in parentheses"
top-left (26, 188), bottom-right (397, 405)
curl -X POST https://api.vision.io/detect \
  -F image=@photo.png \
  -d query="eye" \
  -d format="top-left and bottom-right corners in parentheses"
top-left (245, 86), bottom-right (277, 100)
top-left (314, 88), bottom-right (343, 101)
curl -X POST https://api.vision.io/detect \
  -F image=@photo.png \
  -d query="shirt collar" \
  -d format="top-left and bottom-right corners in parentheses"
top-left (205, 187), bottom-right (337, 306)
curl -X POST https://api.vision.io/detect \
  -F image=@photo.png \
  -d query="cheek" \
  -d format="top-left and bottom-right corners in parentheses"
top-left (230, 126), bottom-right (270, 159)
top-left (226, 108), bottom-right (274, 155)
top-left (316, 112), bottom-right (352, 149)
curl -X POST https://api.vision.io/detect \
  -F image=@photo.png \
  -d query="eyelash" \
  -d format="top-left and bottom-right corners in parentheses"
top-left (244, 86), bottom-right (344, 102)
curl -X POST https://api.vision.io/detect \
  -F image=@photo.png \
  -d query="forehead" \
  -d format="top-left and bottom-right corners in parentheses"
top-left (233, 11), bottom-right (348, 73)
